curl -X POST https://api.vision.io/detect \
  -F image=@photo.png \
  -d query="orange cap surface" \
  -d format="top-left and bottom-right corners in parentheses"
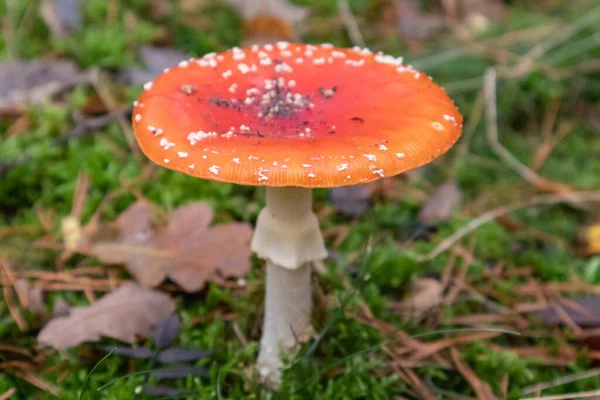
top-left (132, 43), bottom-right (462, 187)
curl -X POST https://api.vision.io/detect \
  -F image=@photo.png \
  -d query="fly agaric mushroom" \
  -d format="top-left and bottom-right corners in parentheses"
top-left (131, 43), bottom-right (463, 387)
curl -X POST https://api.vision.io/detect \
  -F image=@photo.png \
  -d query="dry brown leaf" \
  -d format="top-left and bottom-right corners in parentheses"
top-left (242, 15), bottom-right (296, 46)
top-left (418, 181), bottom-right (462, 225)
top-left (168, 222), bottom-right (253, 292)
top-left (329, 183), bottom-right (377, 217)
top-left (226, 0), bottom-right (309, 26)
top-left (392, 278), bottom-right (443, 318)
top-left (0, 60), bottom-right (89, 113)
top-left (14, 279), bottom-right (45, 313)
top-left (453, 0), bottom-right (503, 21)
top-left (87, 201), bottom-right (166, 286)
top-left (396, 0), bottom-right (446, 41)
top-left (533, 295), bottom-right (600, 327)
top-left (37, 283), bottom-right (175, 350)
top-left (40, 0), bottom-right (82, 38)
top-left (585, 222), bottom-right (600, 254)
top-left (121, 46), bottom-right (188, 86)
top-left (80, 201), bottom-right (252, 292)
top-left (228, 0), bottom-right (309, 45)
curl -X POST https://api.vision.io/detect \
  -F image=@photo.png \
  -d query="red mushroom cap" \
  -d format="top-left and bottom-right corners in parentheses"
top-left (132, 43), bottom-right (462, 187)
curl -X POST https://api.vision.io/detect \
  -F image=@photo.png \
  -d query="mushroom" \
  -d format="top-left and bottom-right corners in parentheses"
top-left (131, 43), bottom-right (463, 387)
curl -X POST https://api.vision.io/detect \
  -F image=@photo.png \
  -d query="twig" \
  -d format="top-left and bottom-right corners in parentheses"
top-left (483, 69), bottom-right (577, 197)
top-left (0, 259), bottom-right (27, 331)
top-left (232, 320), bottom-right (248, 347)
top-left (413, 190), bottom-right (600, 261)
top-left (443, 243), bottom-right (474, 305)
top-left (12, 369), bottom-right (60, 397)
top-left (540, 98), bottom-right (562, 143)
top-left (4, 0), bottom-right (18, 59)
top-left (520, 389), bottom-right (600, 400)
top-left (70, 172), bottom-right (91, 220)
top-left (524, 4), bottom-right (600, 61)
top-left (399, 367), bottom-right (437, 400)
top-left (531, 121), bottom-right (574, 171)
top-left (0, 388), bottom-right (15, 400)
top-left (0, 225), bottom-right (39, 237)
top-left (407, 332), bottom-right (501, 364)
top-left (453, 91), bottom-right (484, 164)
top-left (413, 23), bottom-right (557, 71)
top-left (450, 347), bottom-right (497, 400)
top-left (91, 73), bottom-right (138, 154)
top-left (336, 0), bottom-right (365, 47)
top-left (554, 58), bottom-right (600, 78)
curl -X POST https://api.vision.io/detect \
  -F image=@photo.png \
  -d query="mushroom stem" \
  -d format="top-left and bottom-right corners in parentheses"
top-left (252, 187), bottom-right (327, 270)
top-left (258, 261), bottom-right (312, 386)
top-left (252, 187), bottom-right (327, 387)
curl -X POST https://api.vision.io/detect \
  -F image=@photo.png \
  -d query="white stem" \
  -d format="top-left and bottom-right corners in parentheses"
top-left (257, 261), bottom-right (311, 387)
top-left (252, 187), bottom-right (327, 270)
top-left (251, 187), bottom-right (327, 388)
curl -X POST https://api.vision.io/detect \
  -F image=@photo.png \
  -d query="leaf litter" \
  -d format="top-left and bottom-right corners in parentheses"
top-left (77, 200), bottom-right (253, 292)
top-left (152, 315), bottom-right (181, 349)
top-left (40, 0), bottom-right (83, 38)
top-left (38, 283), bottom-right (175, 350)
top-left (2, 1), bottom-right (600, 397)
top-left (0, 60), bottom-right (91, 113)
top-left (121, 46), bottom-right (189, 86)
top-left (418, 180), bottom-right (463, 226)
top-left (225, 0), bottom-right (309, 26)
top-left (98, 314), bottom-right (212, 396)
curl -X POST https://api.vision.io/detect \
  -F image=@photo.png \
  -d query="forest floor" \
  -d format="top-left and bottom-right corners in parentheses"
top-left (1, 0), bottom-right (600, 398)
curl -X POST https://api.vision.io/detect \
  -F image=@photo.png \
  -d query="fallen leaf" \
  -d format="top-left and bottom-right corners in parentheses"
top-left (149, 0), bottom-right (174, 20)
top-left (454, 0), bottom-right (503, 21)
top-left (533, 296), bottom-right (600, 327)
top-left (157, 348), bottom-right (212, 364)
top-left (14, 279), bottom-right (45, 313)
top-left (241, 15), bottom-right (296, 46)
top-left (391, 278), bottom-right (443, 318)
top-left (105, 346), bottom-right (153, 359)
top-left (0, 60), bottom-right (89, 113)
top-left (40, 0), bottom-right (82, 38)
top-left (142, 385), bottom-right (183, 396)
top-left (167, 222), bottom-right (253, 292)
top-left (88, 201), bottom-right (166, 286)
top-left (153, 315), bottom-right (181, 349)
top-left (153, 365), bottom-right (209, 379)
top-left (396, 0), bottom-right (446, 41)
top-left (418, 181), bottom-right (463, 225)
top-left (329, 183), bottom-right (377, 217)
top-left (37, 284), bottom-right (175, 350)
top-left (225, 0), bottom-right (309, 25)
top-left (586, 222), bottom-right (600, 254)
top-left (121, 46), bottom-right (188, 86)
top-left (82, 200), bottom-right (253, 292)
top-left (52, 299), bottom-right (71, 317)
